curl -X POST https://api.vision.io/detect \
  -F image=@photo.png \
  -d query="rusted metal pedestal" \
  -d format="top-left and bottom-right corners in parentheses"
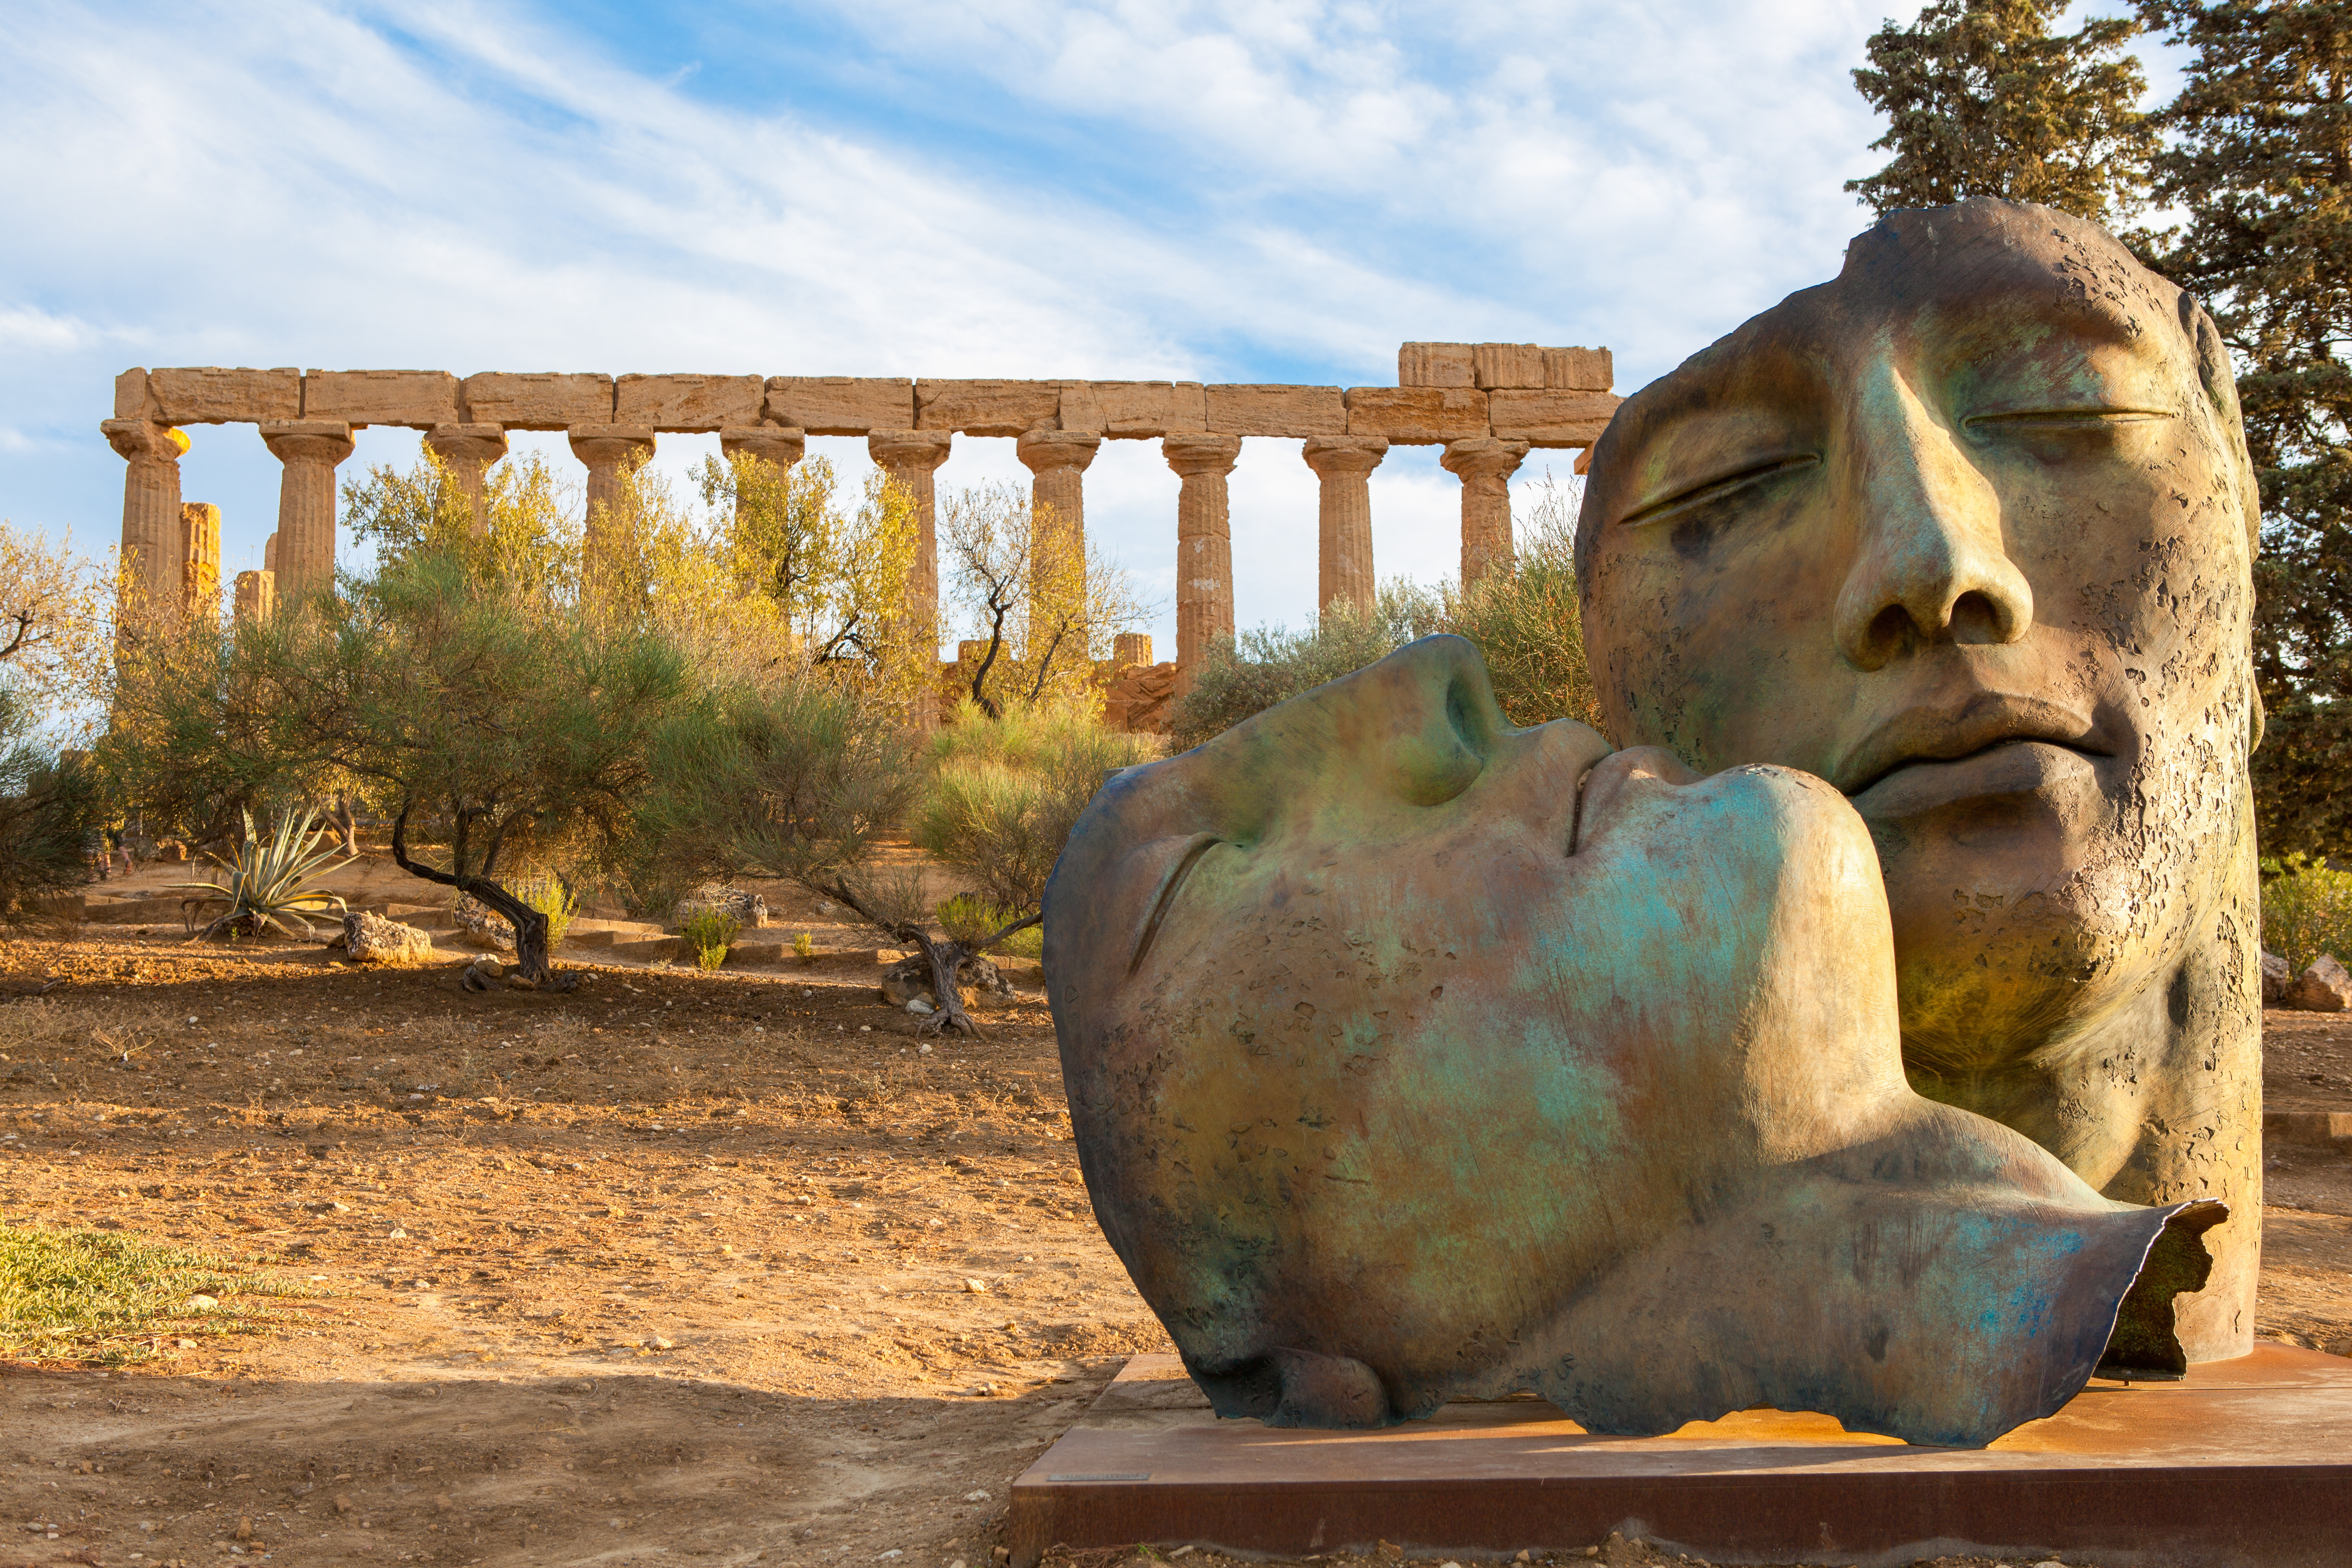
top-left (1007, 1347), bottom-right (2352, 1568)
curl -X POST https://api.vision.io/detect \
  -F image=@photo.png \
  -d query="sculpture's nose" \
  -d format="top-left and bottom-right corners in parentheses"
top-left (1831, 361), bottom-right (2034, 672)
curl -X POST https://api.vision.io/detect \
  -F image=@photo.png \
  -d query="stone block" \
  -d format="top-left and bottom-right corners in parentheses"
top-left (303, 370), bottom-right (462, 428)
top-left (1203, 384), bottom-right (1347, 438)
top-left (1058, 381), bottom-right (1208, 437)
top-left (614, 373), bottom-right (764, 431)
top-left (147, 367), bottom-right (302, 425)
top-left (2285, 955), bottom-right (2352, 1012)
top-left (1544, 346), bottom-right (1614, 390)
top-left (1473, 343), bottom-right (1545, 390)
top-left (764, 377), bottom-right (916, 435)
top-left (2264, 951), bottom-right (2293, 1005)
top-left (1398, 343), bottom-right (1475, 387)
top-left (916, 379), bottom-right (1063, 436)
top-left (1344, 387), bottom-right (1490, 444)
top-left (1487, 388), bottom-right (1623, 447)
top-left (459, 372), bottom-right (614, 430)
top-left (113, 368), bottom-right (153, 421)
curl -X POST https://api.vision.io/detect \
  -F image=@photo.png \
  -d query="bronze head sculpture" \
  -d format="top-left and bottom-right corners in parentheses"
top-left (1577, 197), bottom-right (2262, 1360)
top-left (1043, 198), bottom-right (2241, 1447)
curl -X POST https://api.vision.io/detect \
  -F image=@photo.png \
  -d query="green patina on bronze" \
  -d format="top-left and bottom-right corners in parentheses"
top-left (1045, 199), bottom-right (2246, 1448)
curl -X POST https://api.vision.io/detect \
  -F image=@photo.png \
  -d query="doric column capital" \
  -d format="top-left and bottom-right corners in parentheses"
top-left (426, 423), bottom-right (509, 467)
top-left (567, 425), bottom-right (656, 467)
top-left (1014, 428), bottom-right (1101, 475)
top-left (866, 429), bottom-right (952, 472)
top-left (722, 425), bottom-right (807, 468)
top-left (1302, 435), bottom-right (1389, 477)
top-left (1162, 433), bottom-right (1241, 479)
top-left (102, 419), bottom-right (189, 462)
top-left (260, 420), bottom-right (356, 465)
top-left (1439, 436), bottom-right (1531, 482)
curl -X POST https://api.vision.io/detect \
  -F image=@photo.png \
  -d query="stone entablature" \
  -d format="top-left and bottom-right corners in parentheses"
top-left (102, 342), bottom-right (1618, 685)
top-left (113, 343), bottom-right (1614, 447)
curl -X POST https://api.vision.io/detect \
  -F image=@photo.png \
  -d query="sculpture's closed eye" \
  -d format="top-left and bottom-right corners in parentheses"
top-left (1621, 453), bottom-right (1820, 529)
top-left (1126, 832), bottom-right (1228, 979)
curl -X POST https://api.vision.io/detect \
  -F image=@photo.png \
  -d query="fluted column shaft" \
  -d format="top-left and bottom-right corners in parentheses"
top-left (1015, 430), bottom-right (1101, 593)
top-left (867, 430), bottom-right (952, 727)
top-left (568, 426), bottom-right (657, 585)
top-left (101, 419), bottom-right (188, 616)
top-left (234, 570), bottom-right (276, 623)
top-left (260, 420), bottom-right (355, 603)
top-left (1443, 436), bottom-right (1531, 585)
top-left (1302, 436), bottom-right (1388, 614)
top-left (866, 428), bottom-right (949, 619)
top-left (1163, 433), bottom-right (1241, 681)
top-left (180, 503), bottom-right (222, 626)
top-left (426, 423), bottom-right (510, 536)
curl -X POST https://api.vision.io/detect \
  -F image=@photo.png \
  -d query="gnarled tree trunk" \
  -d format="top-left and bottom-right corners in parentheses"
top-left (391, 806), bottom-right (557, 983)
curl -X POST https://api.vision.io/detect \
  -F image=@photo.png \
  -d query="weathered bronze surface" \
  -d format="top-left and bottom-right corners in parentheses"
top-left (1047, 634), bottom-right (2216, 1448)
top-left (1576, 198), bottom-right (2262, 1360)
top-left (1044, 198), bottom-right (2246, 1447)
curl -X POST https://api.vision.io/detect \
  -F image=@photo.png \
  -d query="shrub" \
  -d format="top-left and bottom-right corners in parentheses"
top-left (1163, 475), bottom-right (1601, 749)
top-left (171, 807), bottom-right (350, 941)
top-left (682, 908), bottom-right (740, 970)
top-left (2262, 855), bottom-right (2352, 972)
top-left (793, 929), bottom-right (815, 959)
top-left (937, 893), bottom-right (1044, 960)
top-left (0, 686), bottom-right (104, 914)
top-left (915, 702), bottom-right (1159, 918)
top-left (1164, 584), bottom-right (1444, 752)
top-left (513, 873), bottom-right (578, 949)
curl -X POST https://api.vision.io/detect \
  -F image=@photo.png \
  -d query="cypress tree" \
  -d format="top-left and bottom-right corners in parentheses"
top-left (2140, 0), bottom-right (2352, 856)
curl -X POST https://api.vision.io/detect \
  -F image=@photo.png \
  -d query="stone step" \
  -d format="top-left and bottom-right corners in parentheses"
top-left (2265, 1110), bottom-right (2352, 1147)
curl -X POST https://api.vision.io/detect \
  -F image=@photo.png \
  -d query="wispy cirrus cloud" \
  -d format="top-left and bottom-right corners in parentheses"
top-left (1, 0), bottom-right (1909, 634)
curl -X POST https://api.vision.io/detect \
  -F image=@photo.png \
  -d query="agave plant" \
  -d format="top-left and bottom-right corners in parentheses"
top-left (172, 808), bottom-right (352, 941)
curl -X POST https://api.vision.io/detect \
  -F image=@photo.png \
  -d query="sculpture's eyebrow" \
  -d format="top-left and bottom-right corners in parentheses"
top-left (1594, 323), bottom-right (1825, 526)
top-left (1927, 284), bottom-right (2166, 372)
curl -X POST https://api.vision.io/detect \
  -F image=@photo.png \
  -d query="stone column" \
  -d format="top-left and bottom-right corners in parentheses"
top-left (568, 426), bottom-right (657, 582)
top-left (259, 420), bottom-right (355, 603)
top-left (263, 533), bottom-right (278, 573)
top-left (1015, 429), bottom-right (1101, 586)
top-left (1302, 436), bottom-right (1388, 614)
top-left (101, 419), bottom-right (188, 616)
top-left (722, 426), bottom-right (807, 490)
top-left (180, 503), bottom-right (222, 626)
top-left (233, 570), bottom-right (276, 623)
top-left (1163, 433), bottom-right (1242, 680)
top-left (868, 430), bottom-right (953, 726)
top-left (425, 423), bottom-right (509, 535)
top-left (1443, 436), bottom-right (1531, 585)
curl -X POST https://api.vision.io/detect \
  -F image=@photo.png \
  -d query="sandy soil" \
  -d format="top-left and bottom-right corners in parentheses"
top-left (2, 859), bottom-right (2347, 1568)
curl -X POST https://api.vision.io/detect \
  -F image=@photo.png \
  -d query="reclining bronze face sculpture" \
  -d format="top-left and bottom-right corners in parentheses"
top-left (1043, 199), bottom-right (2251, 1448)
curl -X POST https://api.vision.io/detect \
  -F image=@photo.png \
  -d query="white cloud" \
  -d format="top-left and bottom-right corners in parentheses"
top-left (0, 0), bottom-right (1917, 649)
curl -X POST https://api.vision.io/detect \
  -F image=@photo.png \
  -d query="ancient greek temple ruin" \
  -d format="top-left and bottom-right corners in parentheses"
top-left (103, 344), bottom-right (1617, 678)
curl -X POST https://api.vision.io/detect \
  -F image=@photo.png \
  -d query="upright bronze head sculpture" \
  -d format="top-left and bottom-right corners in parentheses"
top-left (1577, 198), bottom-right (2262, 1359)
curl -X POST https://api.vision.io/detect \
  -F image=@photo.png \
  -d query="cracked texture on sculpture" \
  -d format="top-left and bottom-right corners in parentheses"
top-left (1045, 199), bottom-right (2257, 1448)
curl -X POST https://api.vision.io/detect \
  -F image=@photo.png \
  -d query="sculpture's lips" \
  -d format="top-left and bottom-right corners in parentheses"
top-left (1836, 695), bottom-right (2110, 802)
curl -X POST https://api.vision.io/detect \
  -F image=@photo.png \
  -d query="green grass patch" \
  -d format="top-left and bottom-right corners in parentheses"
top-left (0, 1223), bottom-right (315, 1366)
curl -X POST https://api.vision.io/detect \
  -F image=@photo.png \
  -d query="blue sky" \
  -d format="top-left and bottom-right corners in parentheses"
top-left (0, 0), bottom-right (2164, 658)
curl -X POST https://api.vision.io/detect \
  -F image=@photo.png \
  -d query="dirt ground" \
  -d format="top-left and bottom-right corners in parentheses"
top-left (3, 856), bottom-right (2349, 1568)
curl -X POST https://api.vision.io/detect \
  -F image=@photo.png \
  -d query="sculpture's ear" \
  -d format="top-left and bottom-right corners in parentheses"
top-left (2179, 288), bottom-right (2262, 561)
top-left (2174, 288), bottom-right (2264, 761)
